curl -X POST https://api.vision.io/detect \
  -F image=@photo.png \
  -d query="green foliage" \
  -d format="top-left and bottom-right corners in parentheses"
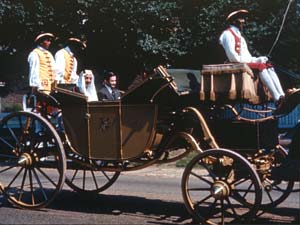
top-left (175, 151), bottom-right (198, 167)
top-left (3, 103), bottom-right (22, 112)
top-left (0, 0), bottom-right (299, 93)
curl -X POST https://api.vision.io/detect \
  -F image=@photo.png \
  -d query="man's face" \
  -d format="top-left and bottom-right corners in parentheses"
top-left (40, 38), bottom-right (51, 49)
top-left (108, 75), bottom-right (117, 89)
top-left (85, 74), bottom-right (92, 86)
top-left (237, 18), bottom-right (245, 30)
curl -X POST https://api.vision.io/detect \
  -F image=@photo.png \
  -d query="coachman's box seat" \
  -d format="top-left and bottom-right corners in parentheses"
top-left (200, 63), bottom-right (272, 104)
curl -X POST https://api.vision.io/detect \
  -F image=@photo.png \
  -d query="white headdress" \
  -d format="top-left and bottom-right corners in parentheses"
top-left (78, 70), bottom-right (98, 102)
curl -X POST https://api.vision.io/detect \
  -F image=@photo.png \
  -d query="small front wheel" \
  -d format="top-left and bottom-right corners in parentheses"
top-left (181, 148), bottom-right (262, 224)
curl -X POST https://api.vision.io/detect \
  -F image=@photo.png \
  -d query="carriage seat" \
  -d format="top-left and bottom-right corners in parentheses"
top-left (200, 63), bottom-right (272, 104)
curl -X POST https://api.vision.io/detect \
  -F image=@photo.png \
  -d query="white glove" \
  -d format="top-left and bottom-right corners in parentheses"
top-left (258, 56), bottom-right (269, 63)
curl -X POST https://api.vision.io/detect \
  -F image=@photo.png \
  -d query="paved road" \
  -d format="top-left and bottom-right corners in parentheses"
top-left (0, 166), bottom-right (299, 224)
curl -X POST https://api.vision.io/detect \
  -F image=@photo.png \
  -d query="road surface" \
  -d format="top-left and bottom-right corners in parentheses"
top-left (0, 165), bottom-right (299, 224)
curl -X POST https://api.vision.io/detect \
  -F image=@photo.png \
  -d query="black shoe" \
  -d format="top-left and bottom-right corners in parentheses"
top-left (274, 89), bottom-right (300, 115)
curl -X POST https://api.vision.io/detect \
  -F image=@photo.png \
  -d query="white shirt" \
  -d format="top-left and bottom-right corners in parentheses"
top-left (219, 25), bottom-right (264, 63)
top-left (55, 46), bottom-right (78, 84)
top-left (27, 46), bottom-right (57, 89)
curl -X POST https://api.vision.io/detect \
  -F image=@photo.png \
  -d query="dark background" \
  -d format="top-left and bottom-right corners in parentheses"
top-left (0, 0), bottom-right (300, 95)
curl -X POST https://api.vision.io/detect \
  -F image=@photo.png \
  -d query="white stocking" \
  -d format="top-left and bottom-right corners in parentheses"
top-left (267, 68), bottom-right (285, 96)
top-left (259, 69), bottom-right (281, 101)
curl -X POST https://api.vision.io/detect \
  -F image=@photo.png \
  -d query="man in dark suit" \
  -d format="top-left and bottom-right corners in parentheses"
top-left (98, 71), bottom-right (121, 101)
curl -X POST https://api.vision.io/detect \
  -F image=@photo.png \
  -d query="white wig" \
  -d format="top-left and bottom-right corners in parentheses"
top-left (78, 70), bottom-right (98, 102)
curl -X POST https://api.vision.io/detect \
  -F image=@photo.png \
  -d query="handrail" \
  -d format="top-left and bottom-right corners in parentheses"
top-left (182, 107), bottom-right (219, 149)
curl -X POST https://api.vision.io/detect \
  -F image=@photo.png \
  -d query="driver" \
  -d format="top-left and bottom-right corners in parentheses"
top-left (219, 10), bottom-right (288, 110)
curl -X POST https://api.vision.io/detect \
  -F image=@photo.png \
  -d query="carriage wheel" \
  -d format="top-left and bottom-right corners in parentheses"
top-left (0, 111), bottom-right (66, 209)
top-left (260, 147), bottom-right (294, 209)
top-left (158, 132), bottom-right (201, 164)
top-left (182, 149), bottom-right (262, 225)
top-left (65, 166), bottom-right (120, 194)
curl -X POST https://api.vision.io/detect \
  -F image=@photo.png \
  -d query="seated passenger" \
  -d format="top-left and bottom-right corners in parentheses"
top-left (77, 70), bottom-right (98, 102)
top-left (98, 71), bottom-right (121, 101)
top-left (219, 10), bottom-right (286, 106)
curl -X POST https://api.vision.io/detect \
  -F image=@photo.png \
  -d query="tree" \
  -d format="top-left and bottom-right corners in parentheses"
top-left (0, 0), bottom-right (299, 95)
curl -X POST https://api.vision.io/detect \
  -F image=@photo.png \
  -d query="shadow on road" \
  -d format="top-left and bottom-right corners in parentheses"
top-left (50, 190), bottom-right (193, 225)
top-left (0, 190), bottom-right (299, 224)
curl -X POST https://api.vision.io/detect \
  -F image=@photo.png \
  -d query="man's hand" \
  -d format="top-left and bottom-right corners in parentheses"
top-left (258, 56), bottom-right (269, 63)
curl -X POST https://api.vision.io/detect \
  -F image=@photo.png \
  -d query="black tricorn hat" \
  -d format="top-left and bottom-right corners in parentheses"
top-left (34, 32), bottom-right (55, 43)
top-left (226, 9), bottom-right (249, 22)
top-left (67, 37), bottom-right (87, 49)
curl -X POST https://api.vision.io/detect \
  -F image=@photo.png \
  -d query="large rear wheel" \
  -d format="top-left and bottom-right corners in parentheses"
top-left (0, 111), bottom-right (66, 209)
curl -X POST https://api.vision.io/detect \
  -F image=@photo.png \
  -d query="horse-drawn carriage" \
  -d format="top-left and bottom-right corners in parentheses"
top-left (0, 64), bottom-right (299, 224)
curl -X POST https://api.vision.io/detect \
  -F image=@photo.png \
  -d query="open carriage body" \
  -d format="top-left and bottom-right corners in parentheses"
top-left (0, 63), bottom-right (298, 224)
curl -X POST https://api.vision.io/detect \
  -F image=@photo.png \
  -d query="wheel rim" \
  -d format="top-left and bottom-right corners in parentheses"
top-left (65, 165), bottom-right (120, 194)
top-left (0, 112), bottom-right (66, 209)
top-left (182, 149), bottom-right (262, 225)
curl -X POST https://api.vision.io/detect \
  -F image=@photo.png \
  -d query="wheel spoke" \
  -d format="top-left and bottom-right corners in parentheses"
top-left (7, 126), bottom-right (19, 145)
top-left (226, 197), bottom-right (240, 219)
top-left (207, 198), bottom-right (218, 216)
top-left (0, 136), bottom-right (15, 150)
top-left (190, 171), bottom-right (213, 185)
top-left (101, 170), bottom-right (112, 181)
top-left (231, 176), bottom-right (250, 186)
top-left (0, 164), bottom-right (18, 174)
top-left (230, 191), bottom-right (251, 207)
top-left (36, 167), bottom-right (57, 187)
top-left (242, 182), bottom-right (254, 198)
top-left (6, 167), bottom-right (24, 189)
top-left (233, 189), bottom-right (256, 193)
top-left (70, 170), bottom-right (79, 183)
top-left (271, 184), bottom-right (286, 192)
top-left (188, 187), bottom-right (211, 191)
top-left (29, 169), bottom-right (35, 205)
top-left (32, 168), bottom-right (48, 201)
top-left (201, 163), bottom-right (217, 180)
top-left (18, 168), bottom-right (27, 201)
top-left (91, 170), bottom-right (99, 189)
top-left (196, 193), bottom-right (214, 206)
top-left (221, 199), bottom-right (225, 225)
top-left (265, 189), bottom-right (274, 204)
top-left (82, 170), bottom-right (86, 190)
